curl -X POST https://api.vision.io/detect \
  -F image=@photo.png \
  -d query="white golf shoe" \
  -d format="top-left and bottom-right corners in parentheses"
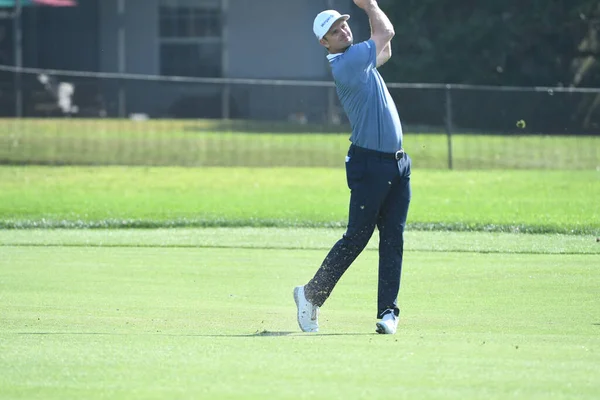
top-left (293, 286), bottom-right (319, 332)
top-left (376, 309), bottom-right (398, 334)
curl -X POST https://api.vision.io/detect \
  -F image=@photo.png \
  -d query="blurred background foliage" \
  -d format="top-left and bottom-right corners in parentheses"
top-left (379, 0), bottom-right (600, 87)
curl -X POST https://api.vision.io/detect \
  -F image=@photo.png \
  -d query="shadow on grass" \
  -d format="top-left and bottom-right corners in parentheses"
top-left (237, 330), bottom-right (375, 337)
top-left (16, 330), bottom-right (376, 337)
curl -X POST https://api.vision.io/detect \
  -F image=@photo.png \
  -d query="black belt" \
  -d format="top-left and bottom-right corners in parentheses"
top-left (350, 145), bottom-right (405, 161)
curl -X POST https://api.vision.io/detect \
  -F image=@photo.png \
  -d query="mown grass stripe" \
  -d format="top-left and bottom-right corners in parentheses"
top-left (0, 219), bottom-right (597, 235)
top-left (1, 242), bottom-right (597, 256)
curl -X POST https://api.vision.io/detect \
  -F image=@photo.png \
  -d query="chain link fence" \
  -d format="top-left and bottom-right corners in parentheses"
top-left (0, 64), bottom-right (598, 169)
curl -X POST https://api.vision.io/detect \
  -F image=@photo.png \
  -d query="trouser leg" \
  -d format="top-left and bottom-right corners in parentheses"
top-left (305, 151), bottom-right (388, 307)
top-left (304, 186), bottom-right (379, 306)
top-left (376, 154), bottom-right (412, 318)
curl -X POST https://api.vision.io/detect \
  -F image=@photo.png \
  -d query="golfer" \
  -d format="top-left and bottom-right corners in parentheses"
top-left (294, 0), bottom-right (411, 334)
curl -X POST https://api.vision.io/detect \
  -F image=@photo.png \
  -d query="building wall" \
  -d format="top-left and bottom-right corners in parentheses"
top-left (90, 0), bottom-right (361, 120)
top-left (225, 0), bottom-right (362, 123)
top-left (98, 0), bottom-right (160, 116)
top-left (227, 0), bottom-right (328, 80)
top-left (97, 0), bottom-right (357, 79)
top-left (99, 0), bottom-right (158, 75)
top-left (11, 2), bottom-right (101, 117)
top-left (26, 1), bottom-right (99, 71)
top-left (5, 0), bottom-right (373, 120)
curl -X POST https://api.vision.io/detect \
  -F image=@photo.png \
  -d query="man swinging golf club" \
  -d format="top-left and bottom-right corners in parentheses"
top-left (294, 0), bottom-right (412, 334)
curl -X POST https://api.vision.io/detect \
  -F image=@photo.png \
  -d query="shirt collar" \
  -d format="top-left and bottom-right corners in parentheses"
top-left (326, 53), bottom-right (343, 63)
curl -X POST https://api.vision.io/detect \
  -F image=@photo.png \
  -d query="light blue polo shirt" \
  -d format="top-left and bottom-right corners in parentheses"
top-left (327, 40), bottom-right (403, 153)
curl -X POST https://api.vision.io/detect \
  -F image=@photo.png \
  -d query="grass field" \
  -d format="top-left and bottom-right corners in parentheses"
top-left (1, 229), bottom-right (598, 399)
top-left (0, 119), bottom-right (598, 169)
top-left (1, 118), bottom-right (598, 398)
top-left (1, 166), bottom-right (598, 234)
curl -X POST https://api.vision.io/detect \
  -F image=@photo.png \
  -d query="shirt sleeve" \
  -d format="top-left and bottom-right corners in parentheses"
top-left (335, 40), bottom-right (377, 84)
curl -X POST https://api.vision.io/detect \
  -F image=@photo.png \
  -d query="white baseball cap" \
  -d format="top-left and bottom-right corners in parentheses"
top-left (313, 10), bottom-right (350, 40)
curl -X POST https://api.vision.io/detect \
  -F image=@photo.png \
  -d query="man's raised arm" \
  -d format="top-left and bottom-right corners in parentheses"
top-left (354, 0), bottom-right (395, 66)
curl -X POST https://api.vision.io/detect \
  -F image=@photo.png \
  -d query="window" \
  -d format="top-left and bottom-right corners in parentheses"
top-left (159, 0), bottom-right (222, 78)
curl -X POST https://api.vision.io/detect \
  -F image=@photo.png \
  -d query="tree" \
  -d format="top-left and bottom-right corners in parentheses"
top-left (381, 0), bottom-right (600, 87)
top-left (379, 0), bottom-right (600, 132)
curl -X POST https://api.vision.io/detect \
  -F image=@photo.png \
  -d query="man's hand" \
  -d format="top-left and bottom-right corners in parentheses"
top-left (353, 0), bottom-right (376, 10)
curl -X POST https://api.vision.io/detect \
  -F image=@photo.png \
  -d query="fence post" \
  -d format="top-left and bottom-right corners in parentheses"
top-left (222, 84), bottom-right (230, 119)
top-left (117, 0), bottom-right (126, 118)
top-left (221, 0), bottom-right (229, 120)
top-left (445, 84), bottom-right (454, 170)
top-left (14, 0), bottom-right (23, 118)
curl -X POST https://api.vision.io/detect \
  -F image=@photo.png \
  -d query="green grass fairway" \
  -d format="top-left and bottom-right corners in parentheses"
top-left (1, 166), bottom-right (598, 234)
top-left (1, 118), bottom-right (598, 169)
top-left (1, 229), bottom-right (598, 399)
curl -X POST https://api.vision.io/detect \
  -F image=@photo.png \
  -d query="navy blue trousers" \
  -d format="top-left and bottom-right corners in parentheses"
top-left (305, 144), bottom-right (411, 318)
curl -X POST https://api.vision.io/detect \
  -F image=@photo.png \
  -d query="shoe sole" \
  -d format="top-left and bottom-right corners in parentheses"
top-left (375, 321), bottom-right (396, 334)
